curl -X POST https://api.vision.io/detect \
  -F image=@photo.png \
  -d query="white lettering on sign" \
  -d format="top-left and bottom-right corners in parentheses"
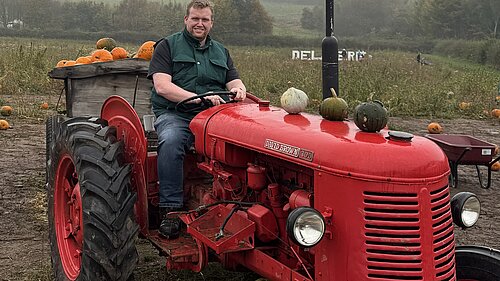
top-left (264, 139), bottom-right (314, 162)
top-left (292, 50), bottom-right (368, 61)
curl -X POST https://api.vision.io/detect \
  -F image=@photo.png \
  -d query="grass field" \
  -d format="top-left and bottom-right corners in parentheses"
top-left (1, 36), bottom-right (500, 121)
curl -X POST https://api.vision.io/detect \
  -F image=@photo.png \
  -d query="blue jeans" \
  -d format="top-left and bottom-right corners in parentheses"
top-left (154, 111), bottom-right (194, 209)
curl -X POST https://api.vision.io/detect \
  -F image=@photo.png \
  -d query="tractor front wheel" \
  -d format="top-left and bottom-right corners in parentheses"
top-left (47, 117), bottom-right (138, 280)
top-left (456, 246), bottom-right (500, 281)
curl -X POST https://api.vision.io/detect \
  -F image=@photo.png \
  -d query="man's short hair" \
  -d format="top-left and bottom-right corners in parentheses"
top-left (186, 0), bottom-right (214, 18)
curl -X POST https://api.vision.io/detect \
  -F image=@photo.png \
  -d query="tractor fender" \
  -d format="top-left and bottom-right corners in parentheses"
top-left (101, 95), bottom-right (149, 234)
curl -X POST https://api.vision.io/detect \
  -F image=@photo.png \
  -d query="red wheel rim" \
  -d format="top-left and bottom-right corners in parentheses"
top-left (54, 154), bottom-right (83, 280)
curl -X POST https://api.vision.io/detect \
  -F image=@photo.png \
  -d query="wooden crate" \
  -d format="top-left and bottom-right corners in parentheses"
top-left (48, 59), bottom-right (153, 118)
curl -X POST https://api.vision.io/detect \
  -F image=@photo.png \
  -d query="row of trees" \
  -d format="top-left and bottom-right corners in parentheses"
top-left (301, 0), bottom-right (500, 39)
top-left (0, 0), bottom-right (273, 37)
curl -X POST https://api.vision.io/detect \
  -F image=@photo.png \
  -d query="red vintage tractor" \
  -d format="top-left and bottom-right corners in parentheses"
top-left (46, 1), bottom-right (500, 280)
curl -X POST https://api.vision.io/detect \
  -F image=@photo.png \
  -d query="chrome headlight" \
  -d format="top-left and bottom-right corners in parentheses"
top-left (286, 207), bottom-right (325, 247)
top-left (451, 192), bottom-right (481, 228)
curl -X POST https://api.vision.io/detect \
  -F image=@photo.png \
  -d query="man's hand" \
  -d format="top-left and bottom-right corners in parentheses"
top-left (230, 87), bottom-right (246, 101)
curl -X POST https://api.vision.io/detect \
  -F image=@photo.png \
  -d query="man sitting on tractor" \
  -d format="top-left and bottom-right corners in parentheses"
top-left (147, 0), bottom-right (247, 239)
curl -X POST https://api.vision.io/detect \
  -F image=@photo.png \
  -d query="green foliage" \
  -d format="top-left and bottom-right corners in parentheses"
top-left (2, 36), bottom-right (500, 120)
top-left (213, 0), bottom-right (273, 36)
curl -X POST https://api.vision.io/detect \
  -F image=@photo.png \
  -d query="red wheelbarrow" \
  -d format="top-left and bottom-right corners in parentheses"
top-left (425, 134), bottom-right (500, 189)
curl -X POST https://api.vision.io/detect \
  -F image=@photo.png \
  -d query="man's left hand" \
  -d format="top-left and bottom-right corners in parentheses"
top-left (230, 87), bottom-right (246, 101)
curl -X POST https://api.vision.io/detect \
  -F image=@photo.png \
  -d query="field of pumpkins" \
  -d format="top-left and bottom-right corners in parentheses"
top-left (55, 37), bottom-right (155, 68)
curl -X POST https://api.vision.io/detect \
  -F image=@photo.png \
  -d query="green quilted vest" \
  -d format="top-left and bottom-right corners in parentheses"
top-left (151, 29), bottom-right (228, 118)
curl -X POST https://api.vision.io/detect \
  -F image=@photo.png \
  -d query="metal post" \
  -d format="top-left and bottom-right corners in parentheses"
top-left (322, 0), bottom-right (339, 99)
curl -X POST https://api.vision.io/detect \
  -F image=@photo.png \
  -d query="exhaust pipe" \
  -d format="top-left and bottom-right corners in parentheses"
top-left (322, 0), bottom-right (339, 100)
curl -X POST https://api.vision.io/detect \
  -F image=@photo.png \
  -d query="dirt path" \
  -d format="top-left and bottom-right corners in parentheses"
top-left (0, 115), bottom-right (499, 280)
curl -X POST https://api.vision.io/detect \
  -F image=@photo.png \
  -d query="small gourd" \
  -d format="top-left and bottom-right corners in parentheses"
top-left (40, 102), bottom-right (49, 110)
top-left (353, 100), bottom-right (388, 132)
top-left (280, 87), bottom-right (308, 114)
top-left (319, 88), bottom-right (348, 121)
top-left (1, 105), bottom-right (13, 116)
top-left (96, 37), bottom-right (117, 51)
top-left (427, 122), bottom-right (443, 134)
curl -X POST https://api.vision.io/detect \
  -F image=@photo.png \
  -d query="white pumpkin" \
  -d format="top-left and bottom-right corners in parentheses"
top-left (280, 87), bottom-right (309, 114)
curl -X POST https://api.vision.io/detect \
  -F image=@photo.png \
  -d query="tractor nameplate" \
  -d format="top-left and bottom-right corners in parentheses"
top-left (264, 139), bottom-right (314, 162)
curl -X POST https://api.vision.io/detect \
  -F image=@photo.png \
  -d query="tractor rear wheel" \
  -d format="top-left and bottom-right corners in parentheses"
top-left (456, 246), bottom-right (500, 281)
top-left (47, 117), bottom-right (139, 281)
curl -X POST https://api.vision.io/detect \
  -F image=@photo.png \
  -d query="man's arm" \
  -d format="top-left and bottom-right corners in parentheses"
top-left (153, 73), bottom-right (226, 105)
top-left (226, 79), bottom-right (246, 101)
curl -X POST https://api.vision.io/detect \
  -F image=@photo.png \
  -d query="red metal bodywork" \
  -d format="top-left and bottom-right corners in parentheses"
top-left (101, 96), bottom-right (455, 281)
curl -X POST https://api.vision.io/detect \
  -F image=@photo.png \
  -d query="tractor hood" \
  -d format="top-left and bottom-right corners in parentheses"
top-left (190, 103), bottom-right (449, 183)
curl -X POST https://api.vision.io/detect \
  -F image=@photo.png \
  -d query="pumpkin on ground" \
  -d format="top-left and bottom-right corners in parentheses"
top-left (0, 119), bottom-right (9, 130)
top-left (91, 49), bottom-right (113, 62)
top-left (56, 60), bottom-right (68, 68)
top-left (75, 56), bottom-right (92, 65)
top-left (319, 88), bottom-right (348, 121)
top-left (427, 122), bottom-right (443, 134)
top-left (96, 37), bottom-right (117, 51)
top-left (492, 109), bottom-right (500, 118)
top-left (135, 41), bottom-right (155, 60)
top-left (40, 102), bottom-right (49, 110)
top-left (491, 161), bottom-right (500, 172)
top-left (111, 47), bottom-right (128, 60)
top-left (280, 87), bottom-right (308, 114)
top-left (1, 105), bottom-right (13, 116)
top-left (459, 102), bottom-right (471, 110)
top-left (353, 100), bottom-right (388, 132)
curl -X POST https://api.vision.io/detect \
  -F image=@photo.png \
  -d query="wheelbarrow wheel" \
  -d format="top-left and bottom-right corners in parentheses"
top-left (456, 246), bottom-right (500, 280)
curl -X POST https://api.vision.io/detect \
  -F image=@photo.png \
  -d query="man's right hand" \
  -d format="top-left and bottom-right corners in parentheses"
top-left (188, 95), bottom-right (226, 106)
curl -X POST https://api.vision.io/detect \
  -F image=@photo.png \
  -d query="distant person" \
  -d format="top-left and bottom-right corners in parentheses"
top-left (147, 0), bottom-right (247, 239)
top-left (341, 48), bottom-right (347, 61)
top-left (416, 52), bottom-right (421, 63)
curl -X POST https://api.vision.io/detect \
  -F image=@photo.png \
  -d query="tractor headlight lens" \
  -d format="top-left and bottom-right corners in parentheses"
top-left (451, 192), bottom-right (480, 228)
top-left (286, 207), bottom-right (325, 247)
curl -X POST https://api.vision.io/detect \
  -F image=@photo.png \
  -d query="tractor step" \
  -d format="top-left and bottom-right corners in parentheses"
top-left (148, 230), bottom-right (199, 260)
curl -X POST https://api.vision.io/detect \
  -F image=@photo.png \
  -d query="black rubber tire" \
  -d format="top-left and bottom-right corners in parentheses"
top-left (47, 116), bottom-right (139, 281)
top-left (456, 246), bottom-right (500, 281)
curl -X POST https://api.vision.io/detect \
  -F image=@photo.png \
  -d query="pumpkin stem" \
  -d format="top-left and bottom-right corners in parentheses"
top-left (329, 88), bottom-right (337, 98)
top-left (368, 92), bottom-right (375, 101)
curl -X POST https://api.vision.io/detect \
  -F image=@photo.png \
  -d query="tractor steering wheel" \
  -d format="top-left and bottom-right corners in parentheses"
top-left (175, 91), bottom-right (237, 113)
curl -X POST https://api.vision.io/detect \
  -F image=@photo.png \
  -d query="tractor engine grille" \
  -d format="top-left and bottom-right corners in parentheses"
top-left (363, 185), bottom-right (456, 281)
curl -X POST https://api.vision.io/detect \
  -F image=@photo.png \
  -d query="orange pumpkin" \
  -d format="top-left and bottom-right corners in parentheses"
top-left (1, 105), bottom-right (12, 116)
top-left (491, 161), bottom-right (500, 172)
top-left (0, 119), bottom-right (9, 130)
top-left (91, 49), bottom-right (113, 62)
top-left (111, 47), bottom-right (128, 60)
top-left (40, 102), bottom-right (49, 110)
top-left (427, 122), bottom-right (443, 134)
top-left (64, 60), bottom-right (77, 67)
top-left (56, 60), bottom-right (68, 68)
top-left (492, 109), bottom-right (500, 118)
top-left (75, 56), bottom-right (92, 65)
top-left (136, 41), bottom-right (155, 60)
top-left (96, 37), bottom-right (117, 51)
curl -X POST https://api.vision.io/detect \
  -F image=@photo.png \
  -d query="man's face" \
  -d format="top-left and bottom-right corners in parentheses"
top-left (184, 7), bottom-right (213, 42)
